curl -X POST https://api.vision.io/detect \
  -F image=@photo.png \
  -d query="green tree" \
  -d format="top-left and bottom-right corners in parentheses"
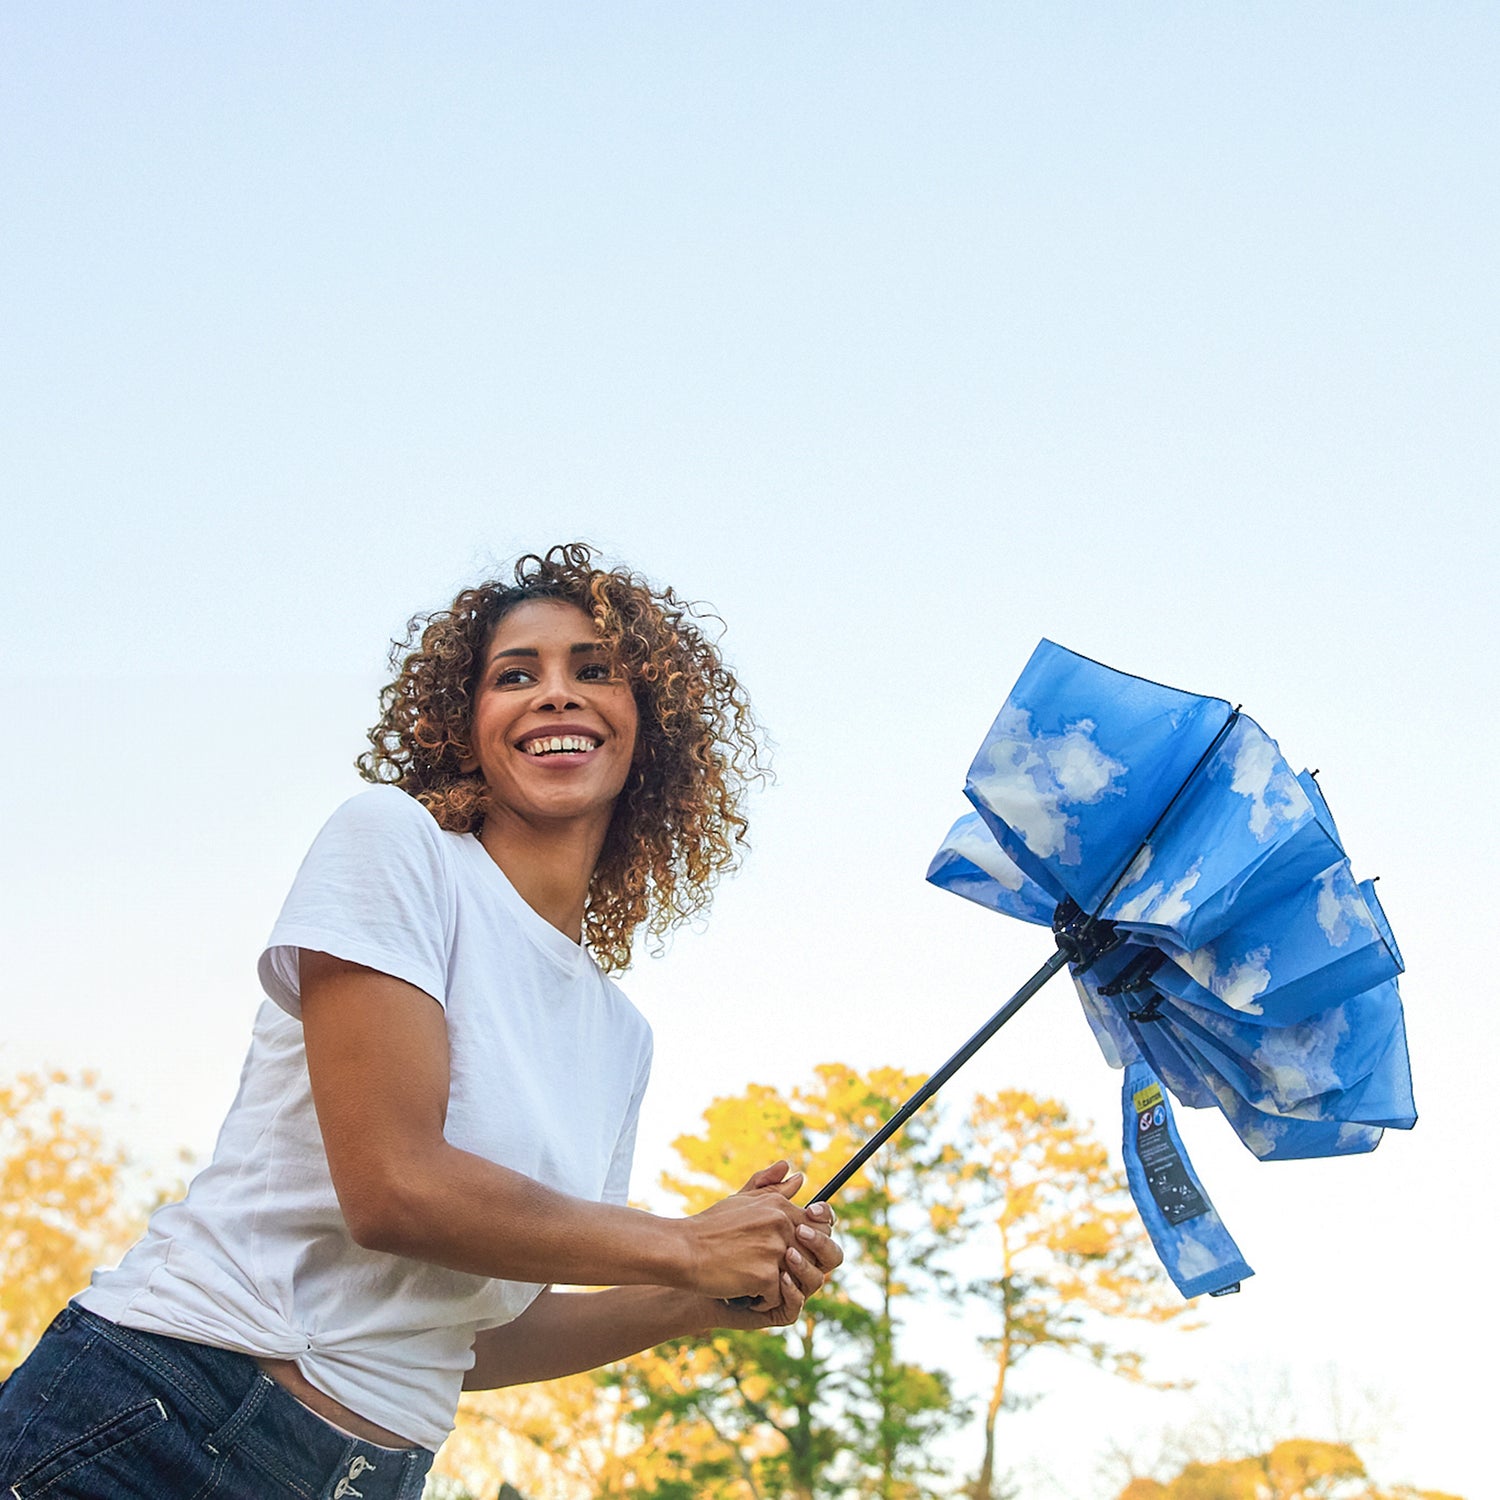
top-left (938, 1089), bottom-right (1195, 1500)
top-left (802, 1065), bottom-right (960, 1500)
top-left (659, 1065), bottom-right (962, 1500)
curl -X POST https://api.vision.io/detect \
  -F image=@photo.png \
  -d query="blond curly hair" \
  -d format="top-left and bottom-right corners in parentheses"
top-left (357, 543), bottom-right (767, 970)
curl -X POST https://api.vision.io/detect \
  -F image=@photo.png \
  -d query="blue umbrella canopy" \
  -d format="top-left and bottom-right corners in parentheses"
top-left (924, 641), bottom-right (1415, 1294)
top-left (753, 640), bottom-right (1414, 1305)
top-left (930, 640), bottom-right (1415, 1150)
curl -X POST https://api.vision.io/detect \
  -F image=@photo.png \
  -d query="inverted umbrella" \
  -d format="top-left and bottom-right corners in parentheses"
top-left (806, 640), bottom-right (1414, 1299)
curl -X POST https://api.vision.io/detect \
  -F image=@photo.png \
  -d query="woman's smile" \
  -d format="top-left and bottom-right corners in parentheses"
top-left (518, 730), bottom-right (603, 757)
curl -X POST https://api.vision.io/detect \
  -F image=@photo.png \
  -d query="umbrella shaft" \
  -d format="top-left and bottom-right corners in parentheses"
top-left (811, 945), bottom-right (1072, 1205)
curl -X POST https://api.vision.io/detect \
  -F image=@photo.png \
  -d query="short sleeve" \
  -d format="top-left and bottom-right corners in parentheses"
top-left (258, 787), bottom-right (455, 1020)
top-left (600, 1028), bottom-right (654, 1207)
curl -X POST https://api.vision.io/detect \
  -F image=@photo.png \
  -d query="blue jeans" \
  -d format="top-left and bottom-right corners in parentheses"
top-left (0, 1305), bottom-right (434, 1499)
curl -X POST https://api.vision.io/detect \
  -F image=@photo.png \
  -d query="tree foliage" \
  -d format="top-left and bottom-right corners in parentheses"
top-left (1114, 1437), bottom-right (1465, 1500)
top-left (426, 1067), bottom-right (1196, 1499)
top-left (433, 1347), bottom-right (752, 1500)
top-left (938, 1088), bottom-right (1192, 1500)
top-left (0, 1069), bottom-right (145, 1376)
top-left (660, 1064), bottom-right (963, 1500)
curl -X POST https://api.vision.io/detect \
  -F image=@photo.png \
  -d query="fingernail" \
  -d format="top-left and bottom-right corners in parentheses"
top-left (787, 1246), bottom-right (804, 1266)
top-left (807, 1203), bottom-right (830, 1220)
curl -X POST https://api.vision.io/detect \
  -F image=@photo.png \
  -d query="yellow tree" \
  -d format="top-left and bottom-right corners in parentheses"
top-left (1113, 1438), bottom-right (1466, 1500)
top-left (432, 1311), bottom-right (765, 1499)
top-left (940, 1089), bottom-right (1195, 1500)
top-left (661, 1077), bottom-right (847, 1500)
top-left (0, 1069), bottom-right (144, 1376)
top-left (605, 1337), bottom-right (787, 1499)
top-left (432, 1380), bottom-right (586, 1498)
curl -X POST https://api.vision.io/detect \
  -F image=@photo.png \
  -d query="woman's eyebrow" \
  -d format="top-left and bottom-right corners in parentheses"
top-left (488, 642), bottom-right (605, 663)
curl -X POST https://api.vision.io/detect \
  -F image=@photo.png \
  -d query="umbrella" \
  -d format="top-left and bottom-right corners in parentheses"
top-left (810, 640), bottom-right (1415, 1300)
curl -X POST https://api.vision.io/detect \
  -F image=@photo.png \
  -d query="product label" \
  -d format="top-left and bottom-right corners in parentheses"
top-left (1120, 1060), bottom-right (1252, 1299)
top-left (1134, 1090), bottom-right (1208, 1226)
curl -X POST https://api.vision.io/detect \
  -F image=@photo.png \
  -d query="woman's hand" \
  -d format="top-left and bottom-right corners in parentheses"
top-left (701, 1162), bottom-right (845, 1329)
top-left (679, 1160), bottom-right (813, 1306)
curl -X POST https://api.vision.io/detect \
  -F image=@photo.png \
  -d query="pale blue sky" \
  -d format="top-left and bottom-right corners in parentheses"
top-left (3, 6), bottom-right (1496, 1495)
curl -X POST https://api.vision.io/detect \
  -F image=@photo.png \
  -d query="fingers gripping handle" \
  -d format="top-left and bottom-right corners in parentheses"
top-left (724, 1180), bottom-right (837, 1312)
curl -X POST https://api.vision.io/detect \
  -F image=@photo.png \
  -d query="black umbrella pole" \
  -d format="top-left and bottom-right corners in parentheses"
top-left (810, 944), bottom-right (1072, 1206)
top-left (724, 943), bottom-right (1073, 1309)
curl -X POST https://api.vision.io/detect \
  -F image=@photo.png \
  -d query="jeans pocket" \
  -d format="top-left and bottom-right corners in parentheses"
top-left (9, 1396), bottom-right (171, 1498)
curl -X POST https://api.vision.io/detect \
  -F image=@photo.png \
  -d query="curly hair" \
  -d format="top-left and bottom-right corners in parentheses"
top-left (357, 543), bottom-right (767, 971)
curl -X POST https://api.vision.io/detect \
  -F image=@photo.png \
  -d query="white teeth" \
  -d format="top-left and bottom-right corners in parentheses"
top-left (523, 735), bottom-right (600, 756)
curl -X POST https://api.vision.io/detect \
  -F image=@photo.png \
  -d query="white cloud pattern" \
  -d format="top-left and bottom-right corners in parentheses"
top-left (1174, 1219), bottom-right (1229, 1280)
top-left (1315, 867), bottom-right (1379, 947)
top-left (1238, 1117), bottom-right (1281, 1158)
top-left (1224, 723), bottom-right (1314, 843)
top-left (1113, 863), bottom-right (1203, 926)
top-left (1118, 846), bottom-right (1153, 888)
top-left (1253, 1008), bottom-right (1349, 1109)
top-left (1175, 942), bottom-right (1272, 1015)
top-left (948, 817), bottom-right (1032, 892)
top-left (972, 705), bottom-right (1126, 866)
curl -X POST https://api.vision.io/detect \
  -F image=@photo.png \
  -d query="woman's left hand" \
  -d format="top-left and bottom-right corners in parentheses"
top-left (714, 1162), bottom-right (844, 1330)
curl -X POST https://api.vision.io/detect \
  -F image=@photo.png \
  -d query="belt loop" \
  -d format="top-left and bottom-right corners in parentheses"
top-left (202, 1371), bottom-right (273, 1457)
top-left (398, 1448), bottom-right (429, 1500)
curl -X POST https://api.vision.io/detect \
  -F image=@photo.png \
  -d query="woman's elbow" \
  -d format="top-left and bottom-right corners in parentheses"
top-left (337, 1170), bottom-right (430, 1256)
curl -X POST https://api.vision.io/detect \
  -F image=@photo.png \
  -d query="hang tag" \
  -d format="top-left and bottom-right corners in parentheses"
top-left (1129, 1078), bottom-right (1208, 1225)
top-left (1122, 1061), bottom-right (1253, 1300)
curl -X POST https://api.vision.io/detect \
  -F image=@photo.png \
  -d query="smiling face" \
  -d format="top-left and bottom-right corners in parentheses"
top-left (465, 598), bottom-right (640, 836)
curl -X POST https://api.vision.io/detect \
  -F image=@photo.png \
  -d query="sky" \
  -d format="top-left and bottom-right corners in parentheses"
top-left (3, 4), bottom-right (1497, 1495)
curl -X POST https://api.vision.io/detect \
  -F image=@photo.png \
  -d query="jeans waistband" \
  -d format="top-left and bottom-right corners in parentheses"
top-left (72, 1306), bottom-right (433, 1500)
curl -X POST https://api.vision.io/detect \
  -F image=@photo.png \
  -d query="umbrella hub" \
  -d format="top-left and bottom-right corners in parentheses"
top-left (1051, 897), bottom-right (1123, 974)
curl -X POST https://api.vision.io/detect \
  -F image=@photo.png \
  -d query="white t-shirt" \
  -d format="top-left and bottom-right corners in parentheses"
top-left (79, 786), bottom-right (654, 1451)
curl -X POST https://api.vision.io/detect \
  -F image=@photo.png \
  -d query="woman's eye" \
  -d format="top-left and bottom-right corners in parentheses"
top-left (577, 662), bottom-right (616, 682)
top-left (495, 668), bottom-right (533, 687)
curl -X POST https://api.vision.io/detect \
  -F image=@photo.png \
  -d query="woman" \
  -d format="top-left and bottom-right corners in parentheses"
top-left (0, 544), bottom-right (842, 1500)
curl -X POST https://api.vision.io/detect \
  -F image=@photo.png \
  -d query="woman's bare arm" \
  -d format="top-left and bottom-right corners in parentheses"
top-left (463, 1211), bottom-right (844, 1389)
top-left (299, 950), bottom-right (810, 1307)
top-left (463, 1286), bottom-right (713, 1390)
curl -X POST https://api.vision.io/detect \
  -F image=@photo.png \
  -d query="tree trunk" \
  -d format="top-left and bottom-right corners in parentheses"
top-left (878, 1195), bottom-right (896, 1500)
top-left (972, 1329), bottom-right (1010, 1500)
top-left (787, 1313), bottom-right (817, 1500)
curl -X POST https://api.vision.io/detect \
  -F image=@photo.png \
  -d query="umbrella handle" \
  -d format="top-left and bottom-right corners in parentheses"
top-left (722, 939), bottom-right (1080, 1313)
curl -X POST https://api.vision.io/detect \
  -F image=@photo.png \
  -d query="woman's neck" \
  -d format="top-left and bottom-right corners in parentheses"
top-left (476, 809), bottom-right (608, 943)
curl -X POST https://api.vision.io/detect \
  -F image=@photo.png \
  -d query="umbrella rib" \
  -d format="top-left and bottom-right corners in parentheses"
top-left (1089, 706), bottom-right (1243, 919)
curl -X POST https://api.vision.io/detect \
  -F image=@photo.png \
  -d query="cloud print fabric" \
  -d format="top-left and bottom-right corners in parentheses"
top-left (927, 640), bottom-right (1416, 1294)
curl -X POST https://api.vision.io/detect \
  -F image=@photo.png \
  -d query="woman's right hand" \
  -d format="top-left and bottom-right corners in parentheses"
top-left (681, 1161), bottom-right (811, 1306)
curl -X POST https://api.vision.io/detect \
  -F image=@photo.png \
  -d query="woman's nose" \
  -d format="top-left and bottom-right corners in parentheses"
top-left (534, 664), bottom-right (581, 710)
